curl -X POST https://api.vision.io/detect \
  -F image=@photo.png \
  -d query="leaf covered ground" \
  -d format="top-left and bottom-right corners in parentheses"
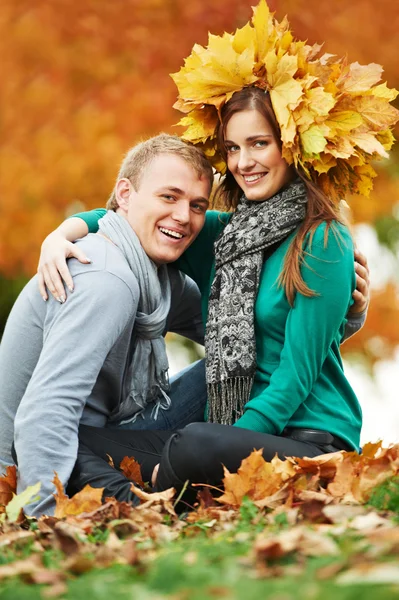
top-left (1, 442), bottom-right (399, 599)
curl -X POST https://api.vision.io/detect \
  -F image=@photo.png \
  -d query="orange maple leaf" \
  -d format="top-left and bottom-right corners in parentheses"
top-left (120, 456), bottom-right (145, 488)
top-left (52, 473), bottom-right (103, 519)
top-left (0, 466), bottom-right (17, 506)
top-left (217, 449), bottom-right (294, 507)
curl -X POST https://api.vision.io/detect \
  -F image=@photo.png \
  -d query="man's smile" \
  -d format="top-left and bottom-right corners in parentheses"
top-left (158, 226), bottom-right (186, 241)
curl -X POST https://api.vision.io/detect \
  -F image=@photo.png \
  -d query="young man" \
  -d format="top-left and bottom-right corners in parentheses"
top-left (0, 134), bottom-right (213, 516)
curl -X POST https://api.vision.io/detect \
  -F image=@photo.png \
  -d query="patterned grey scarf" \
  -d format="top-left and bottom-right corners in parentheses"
top-left (98, 211), bottom-right (172, 423)
top-left (205, 180), bottom-right (308, 425)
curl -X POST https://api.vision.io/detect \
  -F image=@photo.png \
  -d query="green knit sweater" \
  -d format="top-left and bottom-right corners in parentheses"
top-left (75, 208), bottom-right (362, 451)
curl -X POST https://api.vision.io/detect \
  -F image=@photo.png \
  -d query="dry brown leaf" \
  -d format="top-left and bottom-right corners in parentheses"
top-left (120, 456), bottom-right (145, 487)
top-left (255, 528), bottom-right (303, 560)
top-left (327, 455), bottom-right (355, 497)
top-left (295, 452), bottom-right (344, 479)
top-left (337, 562), bottom-right (399, 585)
top-left (253, 486), bottom-right (290, 509)
top-left (0, 530), bottom-right (35, 549)
top-left (0, 466), bottom-right (17, 506)
top-left (322, 504), bottom-right (367, 524)
top-left (217, 449), bottom-right (288, 507)
top-left (297, 528), bottom-right (340, 557)
top-left (53, 521), bottom-right (87, 555)
top-left (0, 555), bottom-right (42, 580)
top-left (52, 472), bottom-right (103, 519)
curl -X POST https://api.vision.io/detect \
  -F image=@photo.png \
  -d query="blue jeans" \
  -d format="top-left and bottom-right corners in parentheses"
top-left (106, 359), bottom-right (207, 431)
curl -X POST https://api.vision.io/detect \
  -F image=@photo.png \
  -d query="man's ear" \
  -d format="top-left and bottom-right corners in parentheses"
top-left (115, 178), bottom-right (133, 214)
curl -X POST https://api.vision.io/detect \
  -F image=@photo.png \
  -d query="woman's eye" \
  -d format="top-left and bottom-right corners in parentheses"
top-left (226, 145), bottom-right (239, 153)
top-left (254, 140), bottom-right (268, 148)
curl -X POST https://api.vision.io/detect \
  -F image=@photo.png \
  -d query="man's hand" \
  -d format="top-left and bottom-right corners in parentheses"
top-left (38, 230), bottom-right (91, 302)
top-left (350, 249), bottom-right (370, 315)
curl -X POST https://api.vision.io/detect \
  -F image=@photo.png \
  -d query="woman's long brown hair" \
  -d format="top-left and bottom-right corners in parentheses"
top-left (214, 87), bottom-right (347, 305)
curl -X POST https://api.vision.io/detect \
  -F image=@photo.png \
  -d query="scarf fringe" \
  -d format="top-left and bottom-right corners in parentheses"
top-left (207, 376), bottom-right (254, 425)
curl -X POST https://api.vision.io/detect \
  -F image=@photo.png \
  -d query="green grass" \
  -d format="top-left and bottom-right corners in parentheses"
top-left (1, 482), bottom-right (399, 599)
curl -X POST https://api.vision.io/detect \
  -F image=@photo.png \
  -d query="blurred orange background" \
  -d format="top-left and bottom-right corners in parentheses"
top-left (1, 0), bottom-right (398, 365)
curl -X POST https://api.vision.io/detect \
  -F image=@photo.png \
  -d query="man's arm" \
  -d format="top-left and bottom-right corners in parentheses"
top-left (14, 269), bottom-right (136, 517)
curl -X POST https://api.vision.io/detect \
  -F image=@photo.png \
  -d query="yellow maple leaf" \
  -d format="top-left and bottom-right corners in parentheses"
top-left (52, 472), bottom-right (103, 519)
top-left (349, 132), bottom-right (389, 158)
top-left (312, 153), bottom-right (337, 174)
top-left (180, 33), bottom-right (257, 102)
top-left (355, 164), bottom-right (378, 196)
top-left (232, 22), bottom-right (256, 56)
top-left (339, 61), bottom-right (383, 93)
top-left (251, 0), bottom-right (274, 64)
top-left (178, 106), bottom-right (218, 144)
top-left (325, 111), bottom-right (363, 132)
top-left (370, 82), bottom-right (399, 102)
top-left (351, 96), bottom-right (399, 131)
top-left (306, 87), bottom-right (335, 117)
top-left (300, 125), bottom-right (328, 155)
top-left (327, 137), bottom-right (356, 160)
top-left (376, 129), bottom-right (395, 151)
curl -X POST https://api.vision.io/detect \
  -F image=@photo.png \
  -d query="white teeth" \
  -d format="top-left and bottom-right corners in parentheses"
top-left (244, 173), bottom-right (265, 182)
top-left (159, 227), bottom-right (184, 239)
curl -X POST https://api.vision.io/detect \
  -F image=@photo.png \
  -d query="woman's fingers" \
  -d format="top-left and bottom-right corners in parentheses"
top-left (151, 463), bottom-right (160, 487)
top-left (43, 263), bottom-right (67, 303)
top-left (37, 271), bottom-right (48, 302)
top-left (38, 234), bottom-right (91, 302)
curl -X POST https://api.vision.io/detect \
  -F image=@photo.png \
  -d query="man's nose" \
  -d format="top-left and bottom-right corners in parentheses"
top-left (172, 201), bottom-right (190, 224)
top-left (238, 148), bottom-right (255, 171)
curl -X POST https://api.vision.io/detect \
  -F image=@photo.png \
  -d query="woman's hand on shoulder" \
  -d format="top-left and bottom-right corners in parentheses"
top-left (349, 249), bottom-right (370, 315)
top-left (38, 230), bottom-right (91, 302)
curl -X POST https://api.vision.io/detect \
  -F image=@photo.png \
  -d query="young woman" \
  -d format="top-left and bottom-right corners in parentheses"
top-left (35, 0), bottom-right (397, 503)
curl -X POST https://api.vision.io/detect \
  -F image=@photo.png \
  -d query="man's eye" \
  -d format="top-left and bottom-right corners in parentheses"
top-left (191, 203), bottom-right (206, 213)
top-left (162, 195), bottom-right (175, 201)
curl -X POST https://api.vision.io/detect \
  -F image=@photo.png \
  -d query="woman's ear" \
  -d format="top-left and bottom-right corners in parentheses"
top-left (115, 178), bottom-right (133, 214)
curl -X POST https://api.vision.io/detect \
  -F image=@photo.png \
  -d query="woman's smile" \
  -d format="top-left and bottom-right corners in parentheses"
top-left (225, 109), bottom-right (294, 201)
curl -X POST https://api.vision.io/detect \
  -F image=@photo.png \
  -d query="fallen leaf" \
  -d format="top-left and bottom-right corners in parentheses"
top-left (131, 484), bottom-right (176, 517)
top-left (337, 562), bottom-right (399, 585)
top-left (0, 555), bottom-right (42, 580)
top-left (322, 504), bottom-right (367, 524)
top-left (5, 482), bottom-right (41, 523)
top-left (0, 530), bottom-right (35, 549)
top-left (53, 521), bottom-right (86, 555)
top-left (0, 466), bottom-right (17, 506)
top-left (53, 473), bottom-right (103, 518)
top-left (217, 449), bottom-right (289, 507)
top-left (120, 456), bottom-right (145, 487)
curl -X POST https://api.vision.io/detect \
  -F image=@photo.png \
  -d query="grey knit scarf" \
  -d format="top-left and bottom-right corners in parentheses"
top-left (98, 211), bottom-right (172, 423)
top-left (205, 180), bottom-right (308, 425)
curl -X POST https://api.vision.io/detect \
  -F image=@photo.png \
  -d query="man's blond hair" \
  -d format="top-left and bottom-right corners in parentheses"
top-left (107, 134), bottom-right (214, 210)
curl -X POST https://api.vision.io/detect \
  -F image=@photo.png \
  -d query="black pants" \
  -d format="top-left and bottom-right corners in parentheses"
top-left (69, 423), bottom-right (339, 506)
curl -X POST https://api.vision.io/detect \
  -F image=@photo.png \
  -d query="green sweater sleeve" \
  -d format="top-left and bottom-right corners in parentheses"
top-left (70, 209), bottom-right (107, 233)
top-left (173, 210), bottom-right (229, 291)
top-left (235, 222), bottom-right (356, 433)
